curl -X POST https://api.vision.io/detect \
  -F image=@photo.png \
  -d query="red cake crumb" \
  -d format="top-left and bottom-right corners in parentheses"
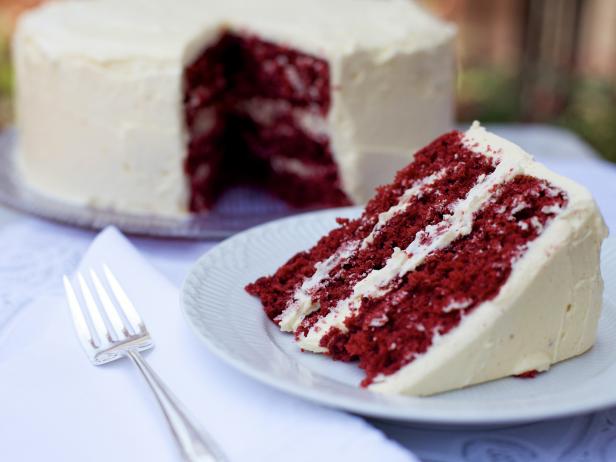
top-left (319, 176), bottom-right (568, 386)
top-left (183, 32), bottom-right (347, 211)
top-left (515, 370), bottom-right (540, 379)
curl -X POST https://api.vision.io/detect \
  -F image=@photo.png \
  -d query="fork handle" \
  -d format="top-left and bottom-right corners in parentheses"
top-left (127, 350), bottom-right (228, 462)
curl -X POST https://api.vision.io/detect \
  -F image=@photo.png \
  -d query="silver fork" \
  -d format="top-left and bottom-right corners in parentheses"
top-left (63, 265), bottom-right (227, 462)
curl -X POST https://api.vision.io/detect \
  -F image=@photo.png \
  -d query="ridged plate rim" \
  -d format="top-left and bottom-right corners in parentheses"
top-left (182, 207), bottom-right (616, 425)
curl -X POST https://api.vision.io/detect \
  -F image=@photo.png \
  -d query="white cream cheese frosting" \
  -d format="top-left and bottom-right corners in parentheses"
top-left (13, 0), bottom-right (455, 216)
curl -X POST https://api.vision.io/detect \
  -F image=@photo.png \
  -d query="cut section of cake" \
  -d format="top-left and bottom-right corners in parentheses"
top-left (246, 122), bottom-right (608, 396)
top-left (13, 0), bottom-right (454, 216)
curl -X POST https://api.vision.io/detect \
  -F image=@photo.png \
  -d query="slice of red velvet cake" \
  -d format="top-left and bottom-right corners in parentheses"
top-left (247, 122), bottom-right (607, 396)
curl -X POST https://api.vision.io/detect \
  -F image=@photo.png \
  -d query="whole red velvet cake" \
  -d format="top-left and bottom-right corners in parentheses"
top-left (15, 0), bottom-right (456, 217)
top-left (247, 122), bottom-right (607, 396)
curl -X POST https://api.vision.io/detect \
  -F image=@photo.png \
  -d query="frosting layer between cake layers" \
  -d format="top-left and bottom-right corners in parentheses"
top-left (14, 0), bottom-right (455, 215)
top-left (247, 122), bottom-right (607, 396)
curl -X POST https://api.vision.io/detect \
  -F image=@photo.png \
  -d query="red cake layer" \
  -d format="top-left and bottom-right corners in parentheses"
top-left (296, 137), bottom-right (497, 337)
top-left (246, 217), bottom-right (362, 320)
top-left (233, 109), bottom-right (350, 207)
top-left (183, 32), bottom-right (347, 212)
top-left (246, 131), bottom-right (485, 321)
top-left (235, 36), bottom-right (331, 112)
top-left (320, 176), bottom-right (568, 386)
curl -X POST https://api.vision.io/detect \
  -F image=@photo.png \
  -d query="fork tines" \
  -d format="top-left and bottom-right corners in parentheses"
top-left (63, 264), bottom-right (153, 365)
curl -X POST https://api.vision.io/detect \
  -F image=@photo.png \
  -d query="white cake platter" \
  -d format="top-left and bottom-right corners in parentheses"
top-left (182, 207), bottom-right (616, 426)
top-left (0, 128), bottom-right (316, 239)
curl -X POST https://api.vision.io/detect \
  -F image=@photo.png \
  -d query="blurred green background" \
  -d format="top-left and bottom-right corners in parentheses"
top-left (422, 0), bottom-right (616, 163)
top-left (0, 0), bottom-right (42, 126)
top-left (1, 0), bottom-right (614, 163)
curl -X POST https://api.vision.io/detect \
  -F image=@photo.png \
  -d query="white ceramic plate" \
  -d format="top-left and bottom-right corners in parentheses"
top-left (182, 207), bottom-right (616, 426)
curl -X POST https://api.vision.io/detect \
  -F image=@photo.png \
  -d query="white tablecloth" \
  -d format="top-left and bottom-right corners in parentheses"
top-left (1, 125), bottom-right (615, 461)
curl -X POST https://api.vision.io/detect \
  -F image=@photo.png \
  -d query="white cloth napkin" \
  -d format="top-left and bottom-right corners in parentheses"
top-left (0, 226), bottom-right (417, 462)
